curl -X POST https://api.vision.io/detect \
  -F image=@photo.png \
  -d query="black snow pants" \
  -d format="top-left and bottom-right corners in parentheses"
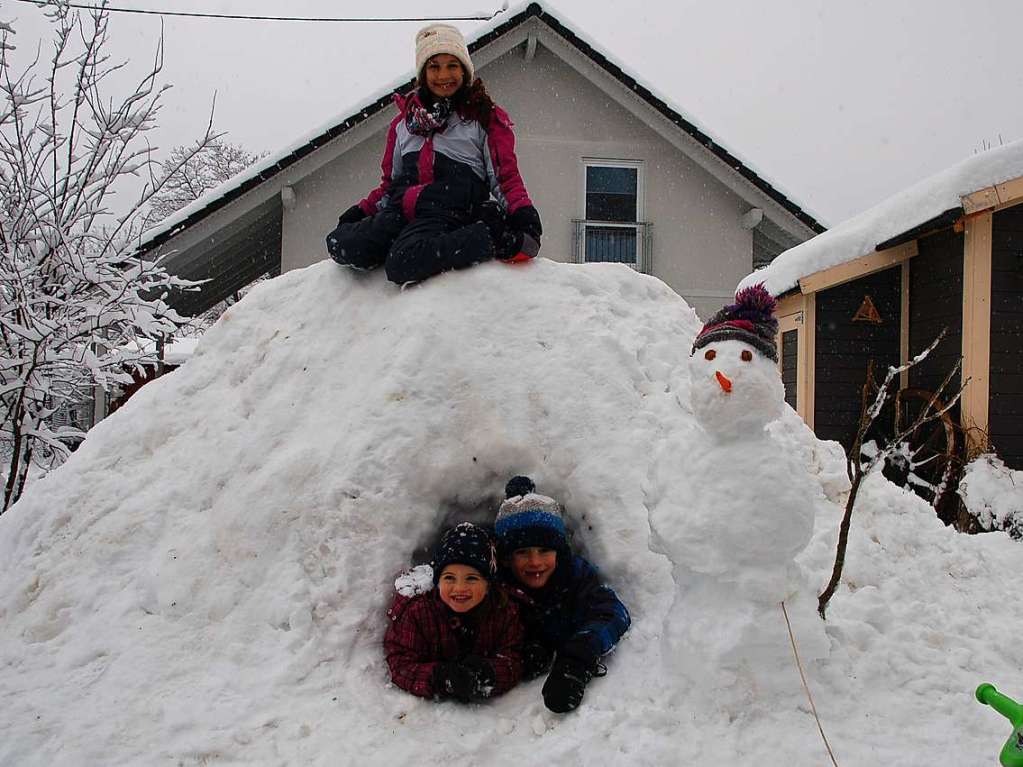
top-left (326, 207), bottom-right (493, 285)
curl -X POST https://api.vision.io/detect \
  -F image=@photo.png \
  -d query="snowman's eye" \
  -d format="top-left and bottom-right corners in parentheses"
top-left (740, 350), bottom-right (753, 362)
top-left (704, 349), bottom-right (716, 361)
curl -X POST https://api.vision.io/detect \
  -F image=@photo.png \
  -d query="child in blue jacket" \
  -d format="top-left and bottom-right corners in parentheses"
top-left (495, 476), bottom-right (630, 714)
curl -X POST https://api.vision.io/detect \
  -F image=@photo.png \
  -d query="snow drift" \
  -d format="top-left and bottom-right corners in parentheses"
top-left (1, 258), bottom-right (1020, 766)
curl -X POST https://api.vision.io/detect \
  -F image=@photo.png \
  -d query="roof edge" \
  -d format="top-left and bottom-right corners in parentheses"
top-left (529, 4), bottom-right (824, 235)
top-left (139, 1), bottom-right (823, 255)
top-left (874, 206), bottom-right (963, 251)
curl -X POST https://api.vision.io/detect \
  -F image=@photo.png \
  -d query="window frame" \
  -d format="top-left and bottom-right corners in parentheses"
top-left (579, 158), bottom-right (646, 269)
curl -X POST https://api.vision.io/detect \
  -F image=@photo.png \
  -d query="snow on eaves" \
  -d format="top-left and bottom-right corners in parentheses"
top-left (138, 1), bottom-right (810, 251)
top-left (739, 138), bottom-right (1023, 297)
top-left (136, 70), bottom-right (414, 248)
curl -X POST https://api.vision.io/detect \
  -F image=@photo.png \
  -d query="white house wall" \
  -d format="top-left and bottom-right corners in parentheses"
top-left (283, 42), bottom-right (756, 320)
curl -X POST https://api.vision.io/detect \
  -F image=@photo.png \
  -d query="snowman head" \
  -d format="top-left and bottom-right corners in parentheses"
top-left (688, 338), bottom-right (784, 439)
top-left (689, 284), bottom-right (784, 440)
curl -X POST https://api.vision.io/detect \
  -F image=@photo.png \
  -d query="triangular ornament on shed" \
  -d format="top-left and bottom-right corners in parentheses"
top-left (852, 295), bottom-right (883, 324)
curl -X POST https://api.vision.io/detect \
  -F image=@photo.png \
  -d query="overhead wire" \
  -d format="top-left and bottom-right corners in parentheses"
top-left (12, 0), bottom-right (509, 23)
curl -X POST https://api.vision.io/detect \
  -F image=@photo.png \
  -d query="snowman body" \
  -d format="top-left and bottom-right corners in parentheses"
top-left (657, 336), bottom-right (826, 700)
top-left (682, 338), bottom-right (815, 596)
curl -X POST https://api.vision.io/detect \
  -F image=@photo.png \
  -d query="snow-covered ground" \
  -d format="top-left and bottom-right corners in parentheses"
top-left (0, 258), bottom-right (1020, 766)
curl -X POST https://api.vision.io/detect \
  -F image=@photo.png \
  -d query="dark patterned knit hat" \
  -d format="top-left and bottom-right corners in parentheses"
top-left (691, 283), bottom-right (779, 362)
top-left (432, 522), bottom-right (498, 584)
top-left (494, 476), bottom-right (568, 555)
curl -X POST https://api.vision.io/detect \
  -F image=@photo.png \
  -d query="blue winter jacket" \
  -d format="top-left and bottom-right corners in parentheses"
top-left (503, 554), bottom-right (630, 669)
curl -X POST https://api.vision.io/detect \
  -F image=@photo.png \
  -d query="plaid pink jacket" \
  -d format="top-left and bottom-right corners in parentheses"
top-left (384, 589), bottom-right (524, 699)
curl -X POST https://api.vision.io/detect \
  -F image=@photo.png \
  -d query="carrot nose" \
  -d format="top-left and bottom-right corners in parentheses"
top-left (715, 371), bottom-right (732, 392)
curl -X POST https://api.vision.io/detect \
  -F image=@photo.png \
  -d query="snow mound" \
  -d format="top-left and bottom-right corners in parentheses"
top-left (1, 258), bottom-right (1020, 766)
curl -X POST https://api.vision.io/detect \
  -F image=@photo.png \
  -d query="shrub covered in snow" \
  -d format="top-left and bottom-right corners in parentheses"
top-left (958, 453), bottom-right (1023, 539)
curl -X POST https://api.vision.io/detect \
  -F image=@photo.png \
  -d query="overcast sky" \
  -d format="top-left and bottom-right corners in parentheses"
top-left (8, 0), bottom-right (1023, 226)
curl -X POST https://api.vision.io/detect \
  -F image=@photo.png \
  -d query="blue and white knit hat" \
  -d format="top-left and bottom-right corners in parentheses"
top-left (494, 476), bottom-right (568, 555)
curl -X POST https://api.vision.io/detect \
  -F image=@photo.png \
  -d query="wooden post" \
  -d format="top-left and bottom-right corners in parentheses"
top-left (900, 259), bottom-right (911, 391)
top-left (803, 293), bottom-right (816, 430)
top-left (775, 293), bottom-right (815, 426)
top-left (961, 211), bottom-right (993, 451)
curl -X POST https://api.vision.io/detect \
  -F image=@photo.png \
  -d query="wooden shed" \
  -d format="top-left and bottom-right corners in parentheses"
top-left (741, 141), bottom-right (1023, 484)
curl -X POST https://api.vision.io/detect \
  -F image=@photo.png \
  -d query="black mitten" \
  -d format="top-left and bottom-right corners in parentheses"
top-left (541, 656), bottom-right (592, 713)
top-left (474, 201), bottom-right (517, 259)
top-left (508, 205), bottom-right (543, 239)
top-left (475, 200), bottom-right (506, 237)
top-left (461, 656), bottom-right (497, 699)
top-left (336, 204), bottom-right (367, 227)
top-left (521, 641), bottom-right (555, 680)
top-left (432, 662), bottom-right (478, 702)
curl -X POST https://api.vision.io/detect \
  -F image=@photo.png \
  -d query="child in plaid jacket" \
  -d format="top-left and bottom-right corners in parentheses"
top-left (384, 523), bottom-right (523, 701)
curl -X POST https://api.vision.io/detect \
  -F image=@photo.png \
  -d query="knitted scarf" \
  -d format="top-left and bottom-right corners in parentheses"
top-left (406, 96), bottom-right (452, 137)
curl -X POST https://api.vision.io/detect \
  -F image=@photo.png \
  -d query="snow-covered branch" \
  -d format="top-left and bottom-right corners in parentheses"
top-left (0, 5), bottom-right (217, 512)
top-left (819, 328), bottom-right (962, 619)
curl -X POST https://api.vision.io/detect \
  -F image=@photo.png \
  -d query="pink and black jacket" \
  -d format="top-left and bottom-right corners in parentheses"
top-left (357, 92), bottom-right (533, 223)
top-left (384, 588), bottom-right (524, 700)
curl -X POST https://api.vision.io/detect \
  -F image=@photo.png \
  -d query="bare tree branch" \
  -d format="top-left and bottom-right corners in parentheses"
top-left (818, 328), bottom-right (963, 618)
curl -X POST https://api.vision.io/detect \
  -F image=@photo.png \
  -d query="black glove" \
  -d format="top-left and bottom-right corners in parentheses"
top-left (508, 205), bottom-right (542, 240)
top-left (542, 655), bottom-right (592, 714)
top-left (336, 204), bottom-right (367, 227)
top-left (461, 656), bottom-right (497, 699)
top-left (521, 641), bottom-right (555, 680)
top-left (433, 662), bottom-right (478, 702)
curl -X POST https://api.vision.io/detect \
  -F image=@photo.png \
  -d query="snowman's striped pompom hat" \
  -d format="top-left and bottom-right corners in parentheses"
top-left (691, 283), bottom-right (779, 362)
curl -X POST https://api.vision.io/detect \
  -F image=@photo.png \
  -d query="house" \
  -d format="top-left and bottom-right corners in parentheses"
top-left (52, 337), bottom-right (198, 438)
top-left (138, 2), bottom-right (822, 321)
top-left (106, 338), bottom-right (199, 417)
top-left (739, 140), bottom-right (1023, 488)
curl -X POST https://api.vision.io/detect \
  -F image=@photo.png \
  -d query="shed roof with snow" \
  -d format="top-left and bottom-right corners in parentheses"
top-left (739, 139), bottom-right (1023, 297)
top-left (747, 140), bottom-right (1023, 475)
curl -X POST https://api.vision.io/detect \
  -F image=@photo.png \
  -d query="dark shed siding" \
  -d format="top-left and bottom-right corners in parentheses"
top-left (814, 267), bottom-right (902, 449)
top-left (989, 203), bottom-right (1023, 469)
top-left (782, 329), bottom-right (798, 409)
top-left (909, 229), bottom-right (964, 393)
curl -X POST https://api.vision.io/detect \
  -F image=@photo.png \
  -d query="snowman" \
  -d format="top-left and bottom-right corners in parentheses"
top-left (682, 284), bottom-right (815, 593)
top-left (654, 284), bottom-right (827, 700)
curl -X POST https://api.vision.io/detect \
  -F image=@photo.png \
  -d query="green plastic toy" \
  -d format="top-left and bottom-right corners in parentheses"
top-left (977, 683), bottom-right (1023, 767)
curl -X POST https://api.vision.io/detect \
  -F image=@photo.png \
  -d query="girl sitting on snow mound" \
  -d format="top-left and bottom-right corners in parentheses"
top-left (495, 477), bottom-right (630, 713)
top-left (384, 523), bottom-right (524, 702)
top-left (326, 23), bottom-right (542, 285)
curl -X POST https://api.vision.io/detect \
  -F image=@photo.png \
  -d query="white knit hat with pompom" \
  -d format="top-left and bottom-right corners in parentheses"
top-left (415, 24), bottom-right (474, 84)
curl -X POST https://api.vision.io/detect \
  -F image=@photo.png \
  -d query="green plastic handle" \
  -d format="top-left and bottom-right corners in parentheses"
top-left (977, 684), bottom-right (1023, 767)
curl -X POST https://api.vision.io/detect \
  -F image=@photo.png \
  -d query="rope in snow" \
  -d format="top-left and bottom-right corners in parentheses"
top-left (781, 601), bottom-right (840, 767)
top-left (13, 0), bottom-right (508, 23)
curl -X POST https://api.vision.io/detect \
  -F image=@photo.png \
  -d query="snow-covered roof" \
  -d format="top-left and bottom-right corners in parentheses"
top-left (163, 337), bottom-right (199, 366)
top-left (138, 1), bottom-right (822, 252)
top-left (739, 138), bottom-right (1023, 296)
top-left (127, 336), bottom-right (200, 367)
